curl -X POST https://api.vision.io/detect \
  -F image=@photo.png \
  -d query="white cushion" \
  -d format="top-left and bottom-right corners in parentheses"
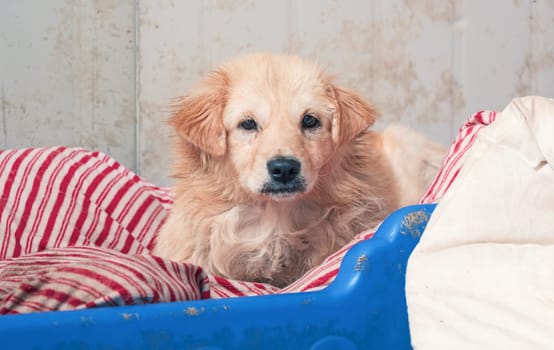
top-left (406, 96), bottom-right (554, 349)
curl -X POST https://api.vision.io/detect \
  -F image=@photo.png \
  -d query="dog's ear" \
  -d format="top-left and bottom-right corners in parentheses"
top-left (330, 85), bottom-right (379, 145)
top-left (169, 70), bottom-right (229, 157)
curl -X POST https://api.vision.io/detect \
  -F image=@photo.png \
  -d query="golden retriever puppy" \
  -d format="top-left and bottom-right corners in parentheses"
top-left (153, 53), bottom-right (445, 287)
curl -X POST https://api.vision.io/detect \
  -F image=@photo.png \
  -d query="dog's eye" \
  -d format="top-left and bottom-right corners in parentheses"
top-left (238, 118), bottom-right (258, 131)
top-left (301, 114), bottom-right (321, 130)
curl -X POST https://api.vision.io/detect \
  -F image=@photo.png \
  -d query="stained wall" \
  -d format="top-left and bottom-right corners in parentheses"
top-left (2, 0), bottom-right (553, 185)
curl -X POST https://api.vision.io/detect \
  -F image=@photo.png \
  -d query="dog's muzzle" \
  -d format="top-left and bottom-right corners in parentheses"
top-left (262, 157), bottom-right (306, 197)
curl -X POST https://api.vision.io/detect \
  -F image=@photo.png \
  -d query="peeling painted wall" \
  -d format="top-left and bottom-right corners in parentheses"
top-left (1, 1), bottom-right (553, 186)
top-left (1, 0), bottom-right (136, 169)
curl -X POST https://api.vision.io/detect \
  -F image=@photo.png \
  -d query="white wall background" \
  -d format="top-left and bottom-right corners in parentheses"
top-left (1, 0), bottom-right (553, 186)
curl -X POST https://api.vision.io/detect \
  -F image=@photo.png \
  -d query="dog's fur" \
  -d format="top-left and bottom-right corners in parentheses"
top-left (153, 53), bottom-right (445, 287)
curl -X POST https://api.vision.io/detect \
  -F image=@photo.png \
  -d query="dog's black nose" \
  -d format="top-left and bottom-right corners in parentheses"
top-left (267, 157), bottom-right (301, 184)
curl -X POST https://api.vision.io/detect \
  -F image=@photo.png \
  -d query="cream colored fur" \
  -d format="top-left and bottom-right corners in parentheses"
top-left (153, 53), bottom-right (445, 287)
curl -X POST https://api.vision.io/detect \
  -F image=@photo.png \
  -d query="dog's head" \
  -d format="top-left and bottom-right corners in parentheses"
top-left (170, 53), bottom-right (378, 200)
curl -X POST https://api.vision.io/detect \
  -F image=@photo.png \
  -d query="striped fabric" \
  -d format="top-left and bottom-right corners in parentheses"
top-left (0, 111), bottom-right (497, 313)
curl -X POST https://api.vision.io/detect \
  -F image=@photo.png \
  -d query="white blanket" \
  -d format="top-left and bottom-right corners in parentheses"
top-left (406, 96), bottom-right (554, 349)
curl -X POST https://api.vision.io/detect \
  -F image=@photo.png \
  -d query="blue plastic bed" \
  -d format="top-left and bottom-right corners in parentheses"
top-left (0, 203), bottom-right (435, 349)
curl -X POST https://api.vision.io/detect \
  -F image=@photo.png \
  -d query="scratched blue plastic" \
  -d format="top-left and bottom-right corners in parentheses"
top-left (0, 204), bottom-right (436, 349)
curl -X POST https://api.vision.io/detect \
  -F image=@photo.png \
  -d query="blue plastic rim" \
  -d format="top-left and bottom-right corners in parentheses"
top-left (0, 204), bottom-right (436, 350)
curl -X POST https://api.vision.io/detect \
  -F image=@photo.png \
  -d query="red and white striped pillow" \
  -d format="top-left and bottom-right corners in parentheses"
top-left (0, 111), bottom-right (497, 313)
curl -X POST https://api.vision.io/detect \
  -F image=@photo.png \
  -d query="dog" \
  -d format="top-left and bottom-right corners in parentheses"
top-left (153, 53), bottom-right (446, 287)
